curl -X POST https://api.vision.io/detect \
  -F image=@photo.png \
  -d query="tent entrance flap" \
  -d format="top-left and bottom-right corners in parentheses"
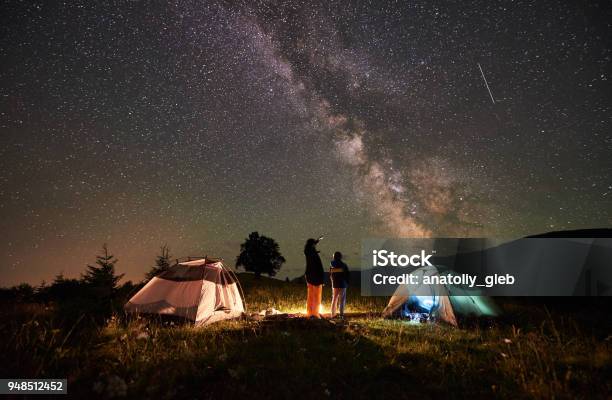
top-left (382, 265), bottom-right (499, 326)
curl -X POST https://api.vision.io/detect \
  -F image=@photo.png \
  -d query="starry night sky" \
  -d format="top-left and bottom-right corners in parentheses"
top-left (1, 1), bottom-right (610, 285)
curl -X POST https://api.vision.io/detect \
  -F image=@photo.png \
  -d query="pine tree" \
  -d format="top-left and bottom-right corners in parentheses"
top-left (82, 244), bottom-right (124, 294)
top-left (145, 244), bottom-right (172, 281)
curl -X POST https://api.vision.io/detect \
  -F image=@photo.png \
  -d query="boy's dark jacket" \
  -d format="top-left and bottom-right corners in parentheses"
top-left (304, 246), bottom-right (324, 285)
top-left (330, 260), bottom-right (350, 288)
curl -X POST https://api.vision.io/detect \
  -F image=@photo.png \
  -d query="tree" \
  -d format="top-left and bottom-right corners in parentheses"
top-left (80, 244), bottom-right (125, 320)
top-left (236, 232), bottom-right (285, 278)
top-left (145, 244), bottom-right (172, 281)
top-left (9, 283), bottom-right (35, 302)
top-left (82, 244), bottom-right (124, 295)
top-left (44, 273), bottom-right (84, 302)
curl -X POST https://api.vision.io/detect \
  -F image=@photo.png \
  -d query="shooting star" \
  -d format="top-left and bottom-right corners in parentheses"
top-left (477, 63), bottom-right (495, 104)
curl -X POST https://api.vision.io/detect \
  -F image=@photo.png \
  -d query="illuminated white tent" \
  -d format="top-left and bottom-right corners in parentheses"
top-left (125, 258), bottom-right (245, 326)
top-left (382, 265), bottom-right (499, 326)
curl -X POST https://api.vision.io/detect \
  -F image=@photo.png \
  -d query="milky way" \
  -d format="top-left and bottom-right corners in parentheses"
top-left (1, 1), bottom-right (610, 285)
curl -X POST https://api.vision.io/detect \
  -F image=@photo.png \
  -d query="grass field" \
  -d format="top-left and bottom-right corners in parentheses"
top-left (1, 274), bottom-right (610, 399)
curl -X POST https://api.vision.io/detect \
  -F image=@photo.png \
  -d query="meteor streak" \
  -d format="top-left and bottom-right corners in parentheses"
top-left (477, 63), bottom-right (496, 104)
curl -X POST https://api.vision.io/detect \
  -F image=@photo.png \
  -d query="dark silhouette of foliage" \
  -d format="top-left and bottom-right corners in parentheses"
top-left (81, 244), bottom-right (124, 319)
top-left (0, 283), bottom-right (35, 302)
top-left (82, 244), bottom-right (124, 292)
top-left (145, 245), bottom-right (172, 281)
top-left (1, 245), bottom-right (137, 327)
top-left (40, 273), bottom-right (88, 324)
top-left (236, 232), bottom-right (285, 278)
top-left (44, 273), bottom-right (85, 303)
top-left (115, 280), bottom-right (141, 305)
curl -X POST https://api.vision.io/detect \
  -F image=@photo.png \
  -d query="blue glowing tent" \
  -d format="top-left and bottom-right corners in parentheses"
top-left (382, 265), bottom-right (500, 326)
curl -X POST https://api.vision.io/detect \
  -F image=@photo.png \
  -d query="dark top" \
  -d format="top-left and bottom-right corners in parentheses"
top-left (329, 260), bottom-right (350, 288)
top-left (304, 246), bottom-right (324, 286)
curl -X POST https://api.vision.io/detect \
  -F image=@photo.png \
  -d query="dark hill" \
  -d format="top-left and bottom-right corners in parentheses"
top-left (527, 228), bottom-right (612, 238)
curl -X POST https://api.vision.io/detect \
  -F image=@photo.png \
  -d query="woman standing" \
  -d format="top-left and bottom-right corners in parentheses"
top-left (329, 251), bottom-right (350, 318)
top-left (304, 238), bottom-right (324, 318)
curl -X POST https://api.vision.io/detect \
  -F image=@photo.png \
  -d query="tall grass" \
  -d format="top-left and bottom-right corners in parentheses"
top-left (1, 277), bottom-right (610, 399)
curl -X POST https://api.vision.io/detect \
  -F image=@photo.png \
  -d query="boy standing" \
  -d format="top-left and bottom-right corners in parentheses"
top-left (330, 251), bottom-right (350, 318)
